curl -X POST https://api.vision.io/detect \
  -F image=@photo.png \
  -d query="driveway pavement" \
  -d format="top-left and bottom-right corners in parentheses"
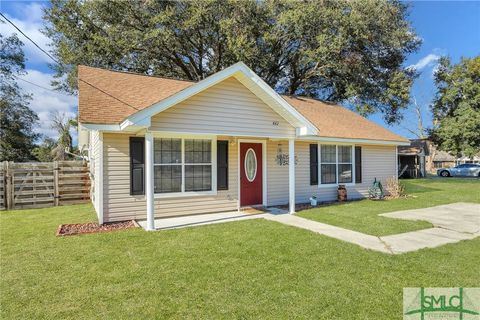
top-left (380, 202), bottom-right (480, 234)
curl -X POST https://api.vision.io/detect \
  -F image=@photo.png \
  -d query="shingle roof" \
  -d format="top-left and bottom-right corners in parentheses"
top-left (78, 65), bottom-right (408, 142)
top-left (78, 66), bottom-right (194, 124)
top-left (283, 96), bottom-right (407, 142)
top-left (434, 150), bottom-right (456, 162)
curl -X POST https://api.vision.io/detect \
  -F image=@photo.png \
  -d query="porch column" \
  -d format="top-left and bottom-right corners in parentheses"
top-left (289, 139), bottom-right (295, 214)
top-left (145, 132), bottom-right (155, 230)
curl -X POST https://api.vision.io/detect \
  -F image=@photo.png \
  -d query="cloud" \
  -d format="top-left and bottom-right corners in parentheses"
top-left (18, 69), bottom-right (78, 143)
top-left (1, 4), bottom-right (53, 64)
top-left (409, 53), bottom-right (441, 71)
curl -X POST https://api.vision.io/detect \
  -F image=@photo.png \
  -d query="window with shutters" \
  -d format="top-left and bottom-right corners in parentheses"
top-left (316, 144), bottom-right (356, 186)
top-left (153, 137), bottom-right (215, 195)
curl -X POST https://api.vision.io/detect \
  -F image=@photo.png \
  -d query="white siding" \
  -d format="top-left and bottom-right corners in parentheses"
top-left (100, 132), bottom-right (397, 222)
top-left (102, 133), bottom-right (238, 222)
top-left (265, 141), bottom-right (397, 206)
top-left (266, 140), bottom-right (289, 206)
top-left (150, 77), bottom-right (295, 138)
top-left (89, 130), bottom-right (101, 217)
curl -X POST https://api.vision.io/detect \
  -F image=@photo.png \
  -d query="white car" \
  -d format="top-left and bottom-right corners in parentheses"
top-left (437, 163), bottom-right (480, 177)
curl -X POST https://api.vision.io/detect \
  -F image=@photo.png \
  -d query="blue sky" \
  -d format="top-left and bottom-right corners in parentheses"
top-left (1, 1), bottom-right (479, 144)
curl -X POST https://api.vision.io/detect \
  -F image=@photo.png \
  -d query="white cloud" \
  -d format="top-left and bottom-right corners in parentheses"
top-left (409, 53), bottom-right (441, 71)
top-left (2, 4), bottom-right (53, 64)
top-left (18, 69), bottom-right (78, 143)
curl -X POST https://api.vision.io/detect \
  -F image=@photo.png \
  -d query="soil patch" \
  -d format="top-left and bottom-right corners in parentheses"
top-left (56, 220), bottom-right (137, 236)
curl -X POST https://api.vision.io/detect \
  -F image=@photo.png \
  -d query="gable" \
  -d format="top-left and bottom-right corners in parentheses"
top-left (150, 77), bottom-right (296, 138)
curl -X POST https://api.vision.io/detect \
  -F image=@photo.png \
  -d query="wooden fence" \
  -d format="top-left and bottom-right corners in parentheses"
top-left (1, 161), bottom-right (90, 210)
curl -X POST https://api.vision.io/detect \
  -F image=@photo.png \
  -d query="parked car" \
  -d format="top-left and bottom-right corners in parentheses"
top-left (437, 163), bottom-right (480, 177)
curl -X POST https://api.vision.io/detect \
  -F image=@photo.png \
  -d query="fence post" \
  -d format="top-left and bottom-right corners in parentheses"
top-left (5, 161), bottom-right (13, 210)
top-left (53, 161), bottom-right (59, 206)
top-left (1, 161), bottom-right (5, 210)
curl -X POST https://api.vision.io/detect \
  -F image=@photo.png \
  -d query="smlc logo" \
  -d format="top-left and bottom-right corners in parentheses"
top-left (404, 288), bottom-right (480, 320)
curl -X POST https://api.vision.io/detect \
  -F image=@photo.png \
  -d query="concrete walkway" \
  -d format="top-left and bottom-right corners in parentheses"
top-left (265, 214), bottom-right (393, 253)
top-left (138, 202), bottom-right (479, 255)
top-left (266, 202), bottom-right (479, 254)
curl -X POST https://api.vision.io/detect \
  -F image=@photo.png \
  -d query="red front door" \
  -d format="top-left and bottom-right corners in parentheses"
top-left (240, 143), bottom-right (263, 206)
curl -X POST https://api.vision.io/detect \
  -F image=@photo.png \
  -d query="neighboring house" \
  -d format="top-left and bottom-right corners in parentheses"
top-left (456, 153), bottom-right (480, 165)
top-left (77, 62), bottom-right (409, 228)
top-left (397, 139), bottom-right (427, 178)
top-left (433, 150), bottom-right (456, 169)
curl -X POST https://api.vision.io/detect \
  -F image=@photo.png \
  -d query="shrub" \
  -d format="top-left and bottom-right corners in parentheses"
top-left (384, 177), bottom-right (405, 199)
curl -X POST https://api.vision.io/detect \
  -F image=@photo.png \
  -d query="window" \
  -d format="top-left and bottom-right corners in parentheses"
top-left (319, 144), bottom-right (355, 185)
top-left (154, 138), bottom-right (213, 194)
top-left (244, 148), bottom-right (257, 182)
top-left (338, 146), bottom-right (352, 183)
top-left (185, 139), bottom-right (211, 192)
top-left (320, 145), bottom-right (337, 184)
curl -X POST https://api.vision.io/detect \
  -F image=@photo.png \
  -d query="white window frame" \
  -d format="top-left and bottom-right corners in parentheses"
top-left (337, 145), bottom-right (353, 184)
top-left (153, 133), bottom-right (217, 198)
top-left (318, 143), bottom-right (356, 188)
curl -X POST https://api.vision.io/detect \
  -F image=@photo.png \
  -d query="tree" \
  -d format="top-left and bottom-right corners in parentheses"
top-left (32, 137), bottom-right (56, 162)
top-left (50, 111), bottom-right (77, 160)
top-left (43, 0), bottom-right (420, 124)
top-left (430, 56), bottom-right (480, 157)
top-left (402, 96), bottom-right (427, 139)
top-left (0, 26), bottom-right (39, 162)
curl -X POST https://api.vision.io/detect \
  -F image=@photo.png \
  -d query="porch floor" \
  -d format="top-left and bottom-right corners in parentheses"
top-left (136, 209), bottom-right (285, 230)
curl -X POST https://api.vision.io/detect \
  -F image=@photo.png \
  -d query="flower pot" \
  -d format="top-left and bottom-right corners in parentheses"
top-left (337, 185), bottom-right (347, 202)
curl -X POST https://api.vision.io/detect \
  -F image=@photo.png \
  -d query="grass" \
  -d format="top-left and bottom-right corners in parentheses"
top-left (1, 178), bottom-right (479, 319)
top-left (297, 177), bottom-right (480, 236)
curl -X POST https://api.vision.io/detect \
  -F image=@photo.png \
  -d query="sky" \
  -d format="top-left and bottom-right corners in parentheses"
top-left (1, 1), bottom-right (479, 145)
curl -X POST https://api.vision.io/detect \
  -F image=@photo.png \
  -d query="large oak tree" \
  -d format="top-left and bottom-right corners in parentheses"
top-left (430, 56), bottom-right (480, 157)
top-left (44, 0), bottom-right (420, 123)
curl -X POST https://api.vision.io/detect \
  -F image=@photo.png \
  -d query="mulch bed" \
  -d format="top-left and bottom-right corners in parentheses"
top-left (56, 220), bottom-right (138, 236)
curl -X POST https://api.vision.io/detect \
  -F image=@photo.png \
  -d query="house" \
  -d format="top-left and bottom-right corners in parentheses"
top-left (456, 153), bottom-right (480, 165)
top-left (77, 62), bottom-right (409, 228)
top-left (432, 150), bottom-right (456, 169)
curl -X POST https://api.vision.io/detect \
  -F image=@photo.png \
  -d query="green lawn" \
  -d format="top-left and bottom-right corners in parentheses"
top-left (297, 178), bottom-right (480, 236)
top-left (1, 178), bottom-right (479, 319)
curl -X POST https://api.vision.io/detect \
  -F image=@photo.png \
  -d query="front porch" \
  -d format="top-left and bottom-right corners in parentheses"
top-left (142, 134), bottom-right (297, 230)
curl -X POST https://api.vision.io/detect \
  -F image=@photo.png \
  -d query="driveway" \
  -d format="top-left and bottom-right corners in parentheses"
top-left (380, 202), bottom-right (480, 234)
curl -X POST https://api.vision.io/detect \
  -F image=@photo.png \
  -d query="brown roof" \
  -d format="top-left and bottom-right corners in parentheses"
top-left (78, 65), bottom-right (194, 124)
top-left (283, 96), bottom-right (407, 142)
top-left (434, 150), bottom-right (456, 162)
top-left (79, 65), bottom-right (407, 142)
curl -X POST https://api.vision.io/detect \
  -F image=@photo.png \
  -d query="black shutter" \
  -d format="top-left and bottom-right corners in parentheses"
top-left (355, 146), bottom-right (362, 183)
top-left (130, 137), bottom-right (145, 195)
top-left (310, 144), bottom-right (318, 185)
top-left (217, 140), bottom-right (228, 190)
